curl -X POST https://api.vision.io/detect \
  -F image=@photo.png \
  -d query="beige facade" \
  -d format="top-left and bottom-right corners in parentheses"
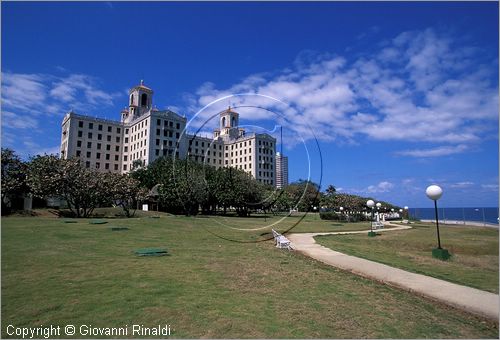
top-left (276, 152), bottom-right (289, 189)
top-left (60, 82), bottom-right (276, 185)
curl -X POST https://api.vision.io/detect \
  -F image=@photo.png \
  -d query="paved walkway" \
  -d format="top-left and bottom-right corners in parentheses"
top-left (288, 224), bottom-right (499, 320)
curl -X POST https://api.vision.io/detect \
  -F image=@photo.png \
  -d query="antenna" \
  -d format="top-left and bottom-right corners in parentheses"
top-left (280, 125), bottom-right (283, 155)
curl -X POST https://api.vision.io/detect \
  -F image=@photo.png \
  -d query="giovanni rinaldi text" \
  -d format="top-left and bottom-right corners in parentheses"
top-left (6, 324), bottom-right (172, 338)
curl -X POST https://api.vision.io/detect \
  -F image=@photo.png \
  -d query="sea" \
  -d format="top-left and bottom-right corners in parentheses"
top-left (409, 207), bottom-right (499, 225)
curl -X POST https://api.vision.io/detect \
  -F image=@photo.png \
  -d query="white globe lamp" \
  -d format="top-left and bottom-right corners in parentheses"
top-left (426, 185), bottom-right (449, 260)
top-left (426, 185), bottom-right (443, 201)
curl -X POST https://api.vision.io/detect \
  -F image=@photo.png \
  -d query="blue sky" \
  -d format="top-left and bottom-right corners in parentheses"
top-left (2, 1), bottom-right (498, 208)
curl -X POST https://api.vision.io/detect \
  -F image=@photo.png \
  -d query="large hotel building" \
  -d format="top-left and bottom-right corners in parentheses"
top-left (275, 152), bottom-right (289, 189)
top-left (60, 81), bottom-right (281, 186)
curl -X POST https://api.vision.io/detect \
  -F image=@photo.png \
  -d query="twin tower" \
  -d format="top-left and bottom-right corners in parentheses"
top-left (121, 80), bottom-right (240, 140)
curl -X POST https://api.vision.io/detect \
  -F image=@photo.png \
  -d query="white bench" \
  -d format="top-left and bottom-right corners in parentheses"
top-left (271, 229), bottom-right (292, 250)
top-left (372, 221), bottom-right (384, 230)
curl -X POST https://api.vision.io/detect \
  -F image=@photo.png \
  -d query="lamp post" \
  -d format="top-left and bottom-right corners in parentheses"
top-left (339, 206), bottom-right (344, 222)
top-left (367, 200), bottom-right (376, 237)
top-left (426, 185), bottom-right (450, 260)
top-left (404, 206), bottom-right (409, 223)
top-left (399, 209), bottom-right (403, 222)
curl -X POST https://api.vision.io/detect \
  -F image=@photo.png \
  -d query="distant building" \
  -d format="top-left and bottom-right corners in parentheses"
top-left (276, 152), bottom-right (288, 189)
top-left (60, 81), bottom-right (276, 185)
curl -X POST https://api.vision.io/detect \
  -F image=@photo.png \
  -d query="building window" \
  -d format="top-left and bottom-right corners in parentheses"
top-left (86, 151), bottom-right (91, 158)
top-left (115, 146), bottom-right (120, 152)
top-left (85, 161), bottom-right (90, 168)
top-left (98, 124), bottom-right (103, 131)
top-left (97, 134), bottom-right (102, 140)
top-left (87, 142), bottom-right (92, 148)
top-left (97, 143), bottom-right (101, 150)
top-left (124, 146), bottom-right (128, 152)
top-left (155, 149), bottom-right (159, 156)
top-left (157, 129), bottom-right (161, 136)
top-left (115, 155), bottom-right (119, 161)
top-left (105, 163), bottom-right (109, 170)
top-left (157, 119), bottom-right (161, 125)
top-left (89, 123), bottom-right (93, 129)
top-left (107, 126), bottom-right (112, 132)
top-left (78, 121), bottom-right (83, 128)
top-left (125, 128), bottom-right (129, 134)
top-left (76, 150), bottom-right (81, 157)
top-left (88, 132), bottom-right (92, 139)
top-left (114, 164), bottom-right (119, 171)
top-left (96, 153), bottom-right (101, 159)
top-left (106, 144), bottom-right (111, 151)
top-left (78, 131), bottom-right (82, 137)
top-left (77, 140), bottom-right (82, 147)
top-left (116, 136), bottom-right (120, 143)
top-left (124, 155), bottom-right (128, 161)
top-left (95, 162), bottom-right (100, 169)
top-left (117, 127), bottom-right (121, 134)
top-left (107, 135), bottom-right (111, 142)
top-left (176, 132), bottom-right (179, 138)
top-left (106, 154), bottom-right (110, 160)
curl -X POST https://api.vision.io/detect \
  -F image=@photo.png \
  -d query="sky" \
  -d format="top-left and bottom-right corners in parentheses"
top-left (2, 1), bottom-right (499, 208)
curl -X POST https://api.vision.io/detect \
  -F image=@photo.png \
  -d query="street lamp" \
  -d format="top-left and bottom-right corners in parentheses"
top-left (375, 202), bottom-right (382, 223)
top-left (339, 206), bottom-right (344, 222)
top-left (426, 185), bottom-right (450, 260)
top-left (366, 200), bottom-right (376, 237)
top-left (399, 209), bottom-right (403, 222)
top-left (404, 206), bottom-right (409, 223)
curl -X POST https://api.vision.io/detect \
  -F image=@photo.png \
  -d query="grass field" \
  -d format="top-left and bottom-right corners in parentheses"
top-left (2, 213), bottom-right (498, 338)
top-left (316, 221), bottom-right (499, 293)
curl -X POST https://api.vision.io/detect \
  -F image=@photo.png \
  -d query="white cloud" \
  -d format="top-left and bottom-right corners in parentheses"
top-left (2, 72), bottom-right (120, 117)
top-left (187, 28), bottom-right (498, 158)
top-left (481, 184), bottom-right (499, 191)
top-left (1, 111), bottom-right (38, 129)
top-left (450, 181), bottom-right (474, 188)
top-left (2, 73), bottom-right (47, 113)
top-left (348, 181), bottom-right (395, 195)
top-left (367, 181), bottom-right (394, 193)
top-left (2, 71), bottom-right (122, 158)
top-left (395, 144), bottom-right (468, 157)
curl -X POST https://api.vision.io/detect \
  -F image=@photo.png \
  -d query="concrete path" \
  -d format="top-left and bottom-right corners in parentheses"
top-left (288, 224), bottom-right (499, 321)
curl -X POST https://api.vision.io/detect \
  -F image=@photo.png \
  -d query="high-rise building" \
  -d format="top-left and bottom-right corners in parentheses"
top-left (60, 81), bottom-right (277, 185)
top-left (275, 152), bottom-right (288, 189)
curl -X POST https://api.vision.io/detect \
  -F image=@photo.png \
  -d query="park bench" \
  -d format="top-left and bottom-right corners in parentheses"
top-left (271, 229), bottom-right (292, 250)
top-left (372, 221), bottom-right (384, 230)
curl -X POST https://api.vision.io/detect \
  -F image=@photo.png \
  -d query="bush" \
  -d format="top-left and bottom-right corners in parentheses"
top-left (320, 211), bottom-right (368, 222)
top-left (320, 211), bottom-right (341, 220)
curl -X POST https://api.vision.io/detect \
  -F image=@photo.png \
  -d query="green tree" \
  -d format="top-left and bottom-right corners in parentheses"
top-left (285, 180), bottom-right (321, 212)
top-left (1, 148), bottom-right (28, 214)
top-left (27, 155), bottom-right (110, 217)
top-left (109, 174), bottom-right (148, 217)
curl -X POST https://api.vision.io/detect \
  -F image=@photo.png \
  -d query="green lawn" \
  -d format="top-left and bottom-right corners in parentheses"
top-left (316, 222), bottom-right (499, 293)
top-left (2, 214), bottom-right (498, 338)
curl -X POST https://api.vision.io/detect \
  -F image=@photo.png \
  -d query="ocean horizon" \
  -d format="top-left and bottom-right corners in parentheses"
top-left (409, 207), bottom-right (499, 225)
